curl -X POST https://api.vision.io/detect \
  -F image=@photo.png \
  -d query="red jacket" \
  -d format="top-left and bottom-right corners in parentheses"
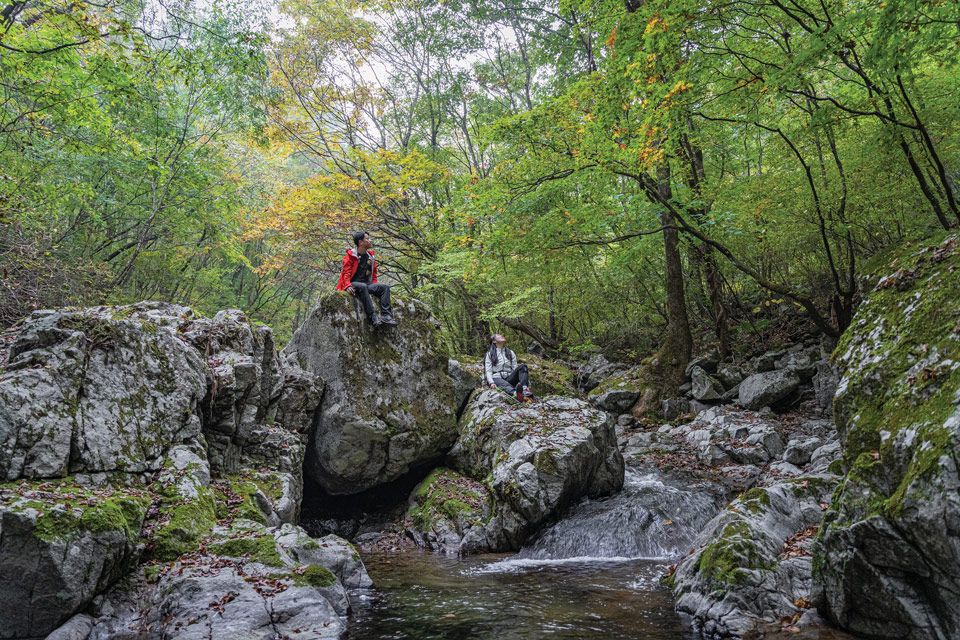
top-left (336, 248), bottom-right (378, 290)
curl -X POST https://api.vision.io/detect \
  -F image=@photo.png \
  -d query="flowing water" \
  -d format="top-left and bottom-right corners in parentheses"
top-left (346, 466), bottom-right (857, 639)
top-left (347, 468), bottom-right (717, 639)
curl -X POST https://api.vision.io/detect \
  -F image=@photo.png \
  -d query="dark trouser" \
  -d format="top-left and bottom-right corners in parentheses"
top-left (493, 365), bottom-right (529, 394)
top-left (352, 281), bottom-right (393, 320)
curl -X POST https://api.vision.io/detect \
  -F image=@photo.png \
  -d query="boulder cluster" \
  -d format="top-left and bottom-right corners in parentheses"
top-left (584, 341), bottom-right (839, 420)
top-left (0, 302), bottom-right (364, 639)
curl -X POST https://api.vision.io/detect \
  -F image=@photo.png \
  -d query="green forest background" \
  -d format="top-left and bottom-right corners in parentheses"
top-left (2, 0), bottom-right (958, 384)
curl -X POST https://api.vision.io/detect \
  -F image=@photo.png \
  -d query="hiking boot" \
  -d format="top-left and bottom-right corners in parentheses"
top-left (380, 313), bottom-right (398, 326)
top-left (522, 386), bottom-right (533, 398)
top-left (370, 313), bottom-right (384, 328)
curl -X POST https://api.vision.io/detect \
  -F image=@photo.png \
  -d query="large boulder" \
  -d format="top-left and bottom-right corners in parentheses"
top-left (84, 520), bottom-right (370, 640)
top-left (672, 475), bottom-right (839, 637)
top-left (439, 390), bottom-right (624, 552)
top-left (738, 369), bottom-right (801, 410)
top-left (812, 234), bottom-right (960, 639)
top-left (0, 483), bottom-right (149, 639)
top-left (283, 292), bottom-right (458, 495)
top-left (0, 304), bottom-right (207, 480)
top-left (0, 302), bottom-right (332, 638)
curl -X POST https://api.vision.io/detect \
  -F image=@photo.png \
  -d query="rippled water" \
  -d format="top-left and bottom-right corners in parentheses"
top-left (348, 551), bottom-right (695, 640)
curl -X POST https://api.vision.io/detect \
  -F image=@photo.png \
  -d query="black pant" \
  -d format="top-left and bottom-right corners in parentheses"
top-left (352, 281), bottom-right (393, 319)
top-left (493, 365), bottom-right (529, 394)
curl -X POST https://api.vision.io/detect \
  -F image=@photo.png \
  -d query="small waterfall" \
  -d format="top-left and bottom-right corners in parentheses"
top-left (517, 467), bottom-right (723, 561)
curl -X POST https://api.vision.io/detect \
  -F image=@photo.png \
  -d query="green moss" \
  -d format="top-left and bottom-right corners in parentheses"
top-left (741, 488), bottom-right (771, 513)
top-left (299, 564), bottom-right (337, 587)
top-left (143, 564), bottom-right (162, 583)
top-left (827, 459), bottom-right (843, 475)
top-left (409, 467), bottom-right (489, 531)
top-left (518, 355), bottom-right (577, 397)
top-left (829, 233), bottom-right (960, 525)
top-left (208, 532), bottom-right (284, 567)
top-left (150, 487), bottom-right (217, 562)
top-left (694, 520), bottom-right (772, 585)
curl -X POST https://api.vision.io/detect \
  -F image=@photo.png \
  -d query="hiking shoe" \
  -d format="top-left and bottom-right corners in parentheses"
top-left (381, 314), bottom-right (398, 326)
top-left (370, 313), bottom-right (383, 328)
top-left (522, 386), bottom-right (533, 397)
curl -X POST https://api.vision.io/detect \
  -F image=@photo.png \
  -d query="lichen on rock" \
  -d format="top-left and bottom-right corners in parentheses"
top-left (811, 233), bottom-right (960, 640)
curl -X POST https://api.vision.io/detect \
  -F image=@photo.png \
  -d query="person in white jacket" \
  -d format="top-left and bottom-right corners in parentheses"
top-left (484, 334), bottom-right (532, 400)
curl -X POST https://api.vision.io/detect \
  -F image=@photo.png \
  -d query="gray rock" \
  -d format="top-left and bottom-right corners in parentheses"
top-left (283, 293), bottom-right (458, 495)
top-left (689, 399), bottom-right (713, 416)
top-left (672, 475), bottom-right (838, 637)
top-left (782, 437), bottom-right (823, 466)
top-left (46, 614), bottom-right (94, 640)
top-left (616, 413), bottom-right (635, 428)
top-left (442, 390), bottom-right (624, 552)
top-left (0, 305), bottom-right (207, 480)
top-left (777, 349), bottom-right (818, 379)
top-left (812, 361), bottom-right (839, 413)
top-left (678, 381), bottom-right (692, 394)
top-left (0, 492), bottom-right (147, 638)
top-left (661, 397), bottom-right (690, 420)
top-left (807, 441), bottom-right (841, 474)
top-left (685, 352), bottom-right (720, 378)
top-left (720, 383), bottom-right (740, 404)
top-left (718, 465), bottom-right (761, 490)
top-left (448, 358), bottom-right (480, 414)
top-left (715, 363), bottom-right (746, 389)
top-left (690, 366), bottom-right (724, 401)
top-left (525, 341), bottom-right (545, 356)
top-left (576, 354), bottom-right (625, 393)
top-left (88, 521), bottom-right (364, 640)
top-left (738, 370), bottom-right (801, 410)
top-left (751, 349), bottom-right (785, 372)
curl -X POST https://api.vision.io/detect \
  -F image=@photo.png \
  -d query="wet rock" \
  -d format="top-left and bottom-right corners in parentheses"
top-left (672, 475), bottom-right (838, 637)
top-left (738, 370), bottom-right (801, 410)
top-left (812, 234), bottom-right (960, 640)
top-left (690, 366), bottom-right (724, 402)
top-left (283, 293), bottom-right (458, 495)
top-left (443, 390), bottom-right (624, 552)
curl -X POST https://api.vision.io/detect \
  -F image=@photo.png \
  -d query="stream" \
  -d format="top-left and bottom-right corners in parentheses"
top-left (333, 468), bottom-right (855, 639)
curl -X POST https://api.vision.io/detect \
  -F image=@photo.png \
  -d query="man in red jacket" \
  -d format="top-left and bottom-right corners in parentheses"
top-left (336, 231), bottom-right (397, 327)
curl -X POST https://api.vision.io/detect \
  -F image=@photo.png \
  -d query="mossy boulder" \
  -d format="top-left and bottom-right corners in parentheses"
top-left (0, 480), bottom-right (150, 638)
top-left (86, 521), bottom-right (364, 639)
top-left (812, 233), bottom-right (960, 639)
top-left (518, 354), bottom-right (577, 398)
top-left (446, 390), bottom-right (624, 551)
top-left (672, 475), bottom-right (838, 637)
top-left (283, 292), bottom-right (459, 495)
top-left (587, 365), bottom-right (645, 413)
top-left (404, 467), bottom-right (491, 553)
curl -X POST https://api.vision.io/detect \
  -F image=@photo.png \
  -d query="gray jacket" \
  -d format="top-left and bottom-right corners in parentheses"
top-left (484, 347), bottom-right (517, 385)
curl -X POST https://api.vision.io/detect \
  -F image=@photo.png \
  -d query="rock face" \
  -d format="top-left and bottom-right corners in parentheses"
top-left (812, 234), bottom-right (960, 640)
top-left (86, 521), bottom-right (370, 640)
top-left (414, 390), bottom-right (624, 553)
top-left (0, 302), bottom-right (348, 639)
top-left (0, 305), bottom-right (207, 480)
top-left (587, 366), bottom-right (644, 413)
top-left (672, 475), bottom-right (838, 637)
top-left (283, 293), bottom-right (458, 495)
